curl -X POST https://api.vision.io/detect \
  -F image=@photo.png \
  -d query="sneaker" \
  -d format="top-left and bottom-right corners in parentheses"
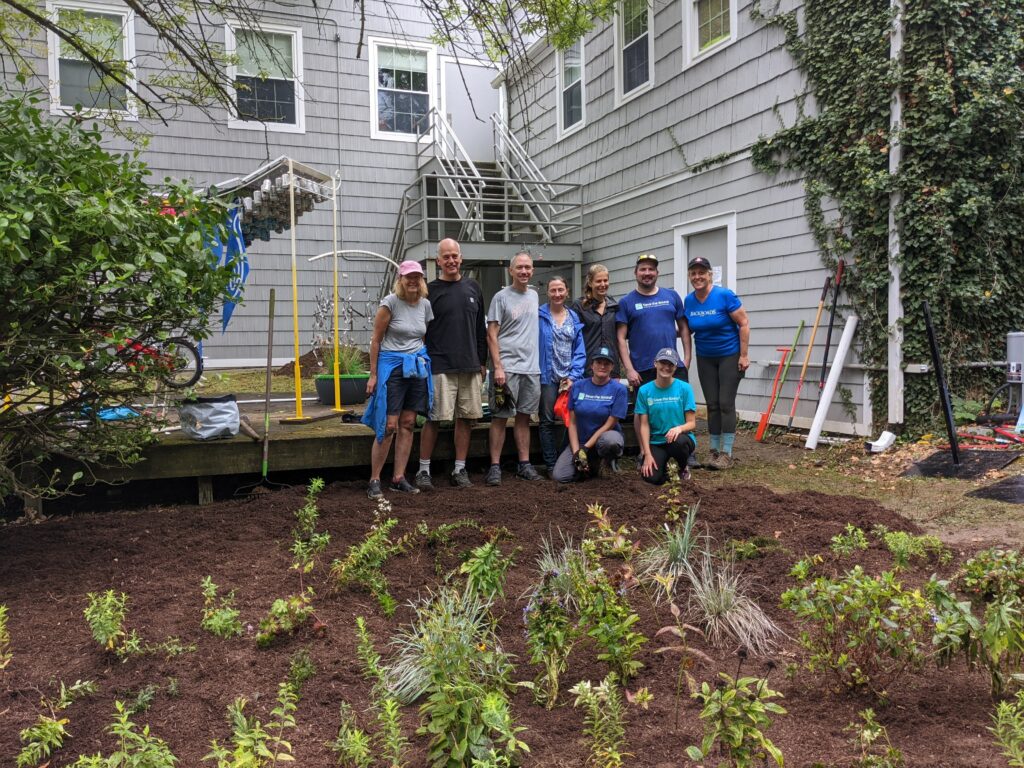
top-left (367, 479), bottom-right (383, 499)
top-left (516, 463), bottom-right (543, 481)
top-left (687, 452), bottom-right (701, 469)
top-left (609, 458), bottom-right (621, 474)
top-left (705, 449), bottom-right (721, 471)
top-left (715, 453), bottom-right (735, 470)
top-left (681, 466), bottom-right (692, 482)
top-left (450, 468), bottom-right (473, 489)
top-left (485, 464), bottom-right (502, 486)
top-left (415, 470), bottom-right (434, 491)
top-left (389, 477), bottom-right (420, 494)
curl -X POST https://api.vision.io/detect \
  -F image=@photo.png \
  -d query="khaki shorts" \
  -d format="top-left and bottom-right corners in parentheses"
top-left (429, 371), bottom-right (484, 421)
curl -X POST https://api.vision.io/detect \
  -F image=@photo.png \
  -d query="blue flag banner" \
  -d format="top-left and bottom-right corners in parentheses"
top-left (207, 206), bottom-right (250, 333)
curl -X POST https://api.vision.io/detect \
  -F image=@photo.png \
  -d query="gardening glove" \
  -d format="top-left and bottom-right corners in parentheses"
top-left (573, 449), bottom-right (590, 475)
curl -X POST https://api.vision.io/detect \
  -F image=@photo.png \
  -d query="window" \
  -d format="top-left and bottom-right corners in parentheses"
top-left (47, 1), bottom-right (135, 115)
top-left (226, 23), bottom-right (304, 133)
top-left (616, 0), bottom-right (652, 102)
top-left (558, 39), bottom-right (585, 135)
top-left (683, 0), bottom-right (737, 66)
top-left (371, 41), bottom-right (434, 140)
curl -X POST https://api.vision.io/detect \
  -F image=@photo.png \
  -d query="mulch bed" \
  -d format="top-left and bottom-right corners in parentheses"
top-left (0, 471), bottom-right (1008, 767)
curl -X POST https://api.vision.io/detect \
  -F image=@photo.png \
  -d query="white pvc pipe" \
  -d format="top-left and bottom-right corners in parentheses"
top-left (806, 315), bottom-right (859, 450)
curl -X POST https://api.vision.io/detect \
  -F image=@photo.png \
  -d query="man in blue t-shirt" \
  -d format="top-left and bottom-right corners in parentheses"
top-left (551, 346), bottom-right (629, 483)
top-left (635, 347), bottom-right (697, 485)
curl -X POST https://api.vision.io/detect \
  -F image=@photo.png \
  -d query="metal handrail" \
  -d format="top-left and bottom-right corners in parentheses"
top-left (415, 108), bottom-right (485, 240)
top-left (490, 114), bottom-right (566, 239)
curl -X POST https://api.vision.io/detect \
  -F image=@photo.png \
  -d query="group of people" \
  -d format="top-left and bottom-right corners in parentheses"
top-left (360, 239), bottom-right (749, 499)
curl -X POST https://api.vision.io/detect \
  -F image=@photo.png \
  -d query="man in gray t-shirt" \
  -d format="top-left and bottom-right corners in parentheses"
top-left (484, 252), bottom-right (543, 485)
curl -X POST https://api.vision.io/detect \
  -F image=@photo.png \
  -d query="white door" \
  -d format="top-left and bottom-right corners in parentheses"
top-left (441, 58), bottom-right (499, 163)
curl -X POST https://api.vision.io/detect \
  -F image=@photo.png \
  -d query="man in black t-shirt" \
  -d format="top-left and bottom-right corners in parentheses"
top-left (416, 239), bottom-right (488, 489)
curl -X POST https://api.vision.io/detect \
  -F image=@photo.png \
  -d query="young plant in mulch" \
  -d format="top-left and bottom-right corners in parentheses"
top-left (871, 524), bottom-right (951, 570)
top-left (331, 496), bottom-right (416, 616)
top-left (991, 689), bottom-right (1024, 767)
top-left (686, 664), bottom-right (786, 768)
top-left (570, 673), bottom-right (631, 768)
top-left (782, 564), bottom-right (932, 698)
top-left (205, 681), bottom-right (298, 767)
top-left (830, 524), bottom-right (870, 557)
top-left (257, 478), bottom-right (331, 647)
top-left (386, 586), bottom-right (527, 767)
top-left (637, 500), bottom-right (703, 604)
top-left (684, 549), bottom-right (781, 656)
top-left (845, 708), bottom-right (904, 768)
top-left (723, 536), bottom-right (784, 562)
top-left (200, 576), bottom-right (244, 638)
top-left (83, 591), bottom-right (193, 660)
top-left (70, 700), bottom-right (178, 767)
top-left (16, 679), bottom-right (97, 768)
top-left (929, 552), bottom-right (1024, 699)
top-left (960, 548), bottom-right (1024, 605)
top-left (346, 617), bottom-right (409, 768)
top-left (286, 648), bottom-right (317, 698)
top-left (654, 601), bottom-right (712, 731)
top-left (460, 540), bottom-right (515, 601)
top-left (657, 460), bottom-right (689, 523)
top-left (523, 568), bottom-right (580, 709)
top-left (586, 503), bottom-right (637, 559)
top-left (0, 603), bottom-right (11, 672)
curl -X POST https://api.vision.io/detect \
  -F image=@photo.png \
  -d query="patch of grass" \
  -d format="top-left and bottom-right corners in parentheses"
top-left (194, 368), bottom-right (318, 396)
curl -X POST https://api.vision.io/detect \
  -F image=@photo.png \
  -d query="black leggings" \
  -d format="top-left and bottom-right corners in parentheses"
top-left (696, 353), bottom-right (742, 434)
top-left (641, 435), bottom-right (694, 485)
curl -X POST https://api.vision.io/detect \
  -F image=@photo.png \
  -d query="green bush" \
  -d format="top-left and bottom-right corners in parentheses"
top-left (686, 673), bottom-right (786, 768)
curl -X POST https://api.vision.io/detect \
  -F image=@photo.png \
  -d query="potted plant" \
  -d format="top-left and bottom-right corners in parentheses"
top-left (314, 345), bottom-right (370, 406)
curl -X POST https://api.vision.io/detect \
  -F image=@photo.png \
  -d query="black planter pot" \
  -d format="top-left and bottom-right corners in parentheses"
top-left (314, 374), bottom-right (369, 406)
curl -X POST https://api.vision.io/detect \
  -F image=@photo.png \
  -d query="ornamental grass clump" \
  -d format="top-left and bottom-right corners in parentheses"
top-left (684, 551), bottom-right (781, 656)
top-left (782, 566), bottom-right (932, 697)
top-left (637, 501), bottom-right (703, 603)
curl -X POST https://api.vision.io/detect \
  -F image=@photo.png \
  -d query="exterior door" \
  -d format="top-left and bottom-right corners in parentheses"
top-left (441, 58), bottom-right (499, 163)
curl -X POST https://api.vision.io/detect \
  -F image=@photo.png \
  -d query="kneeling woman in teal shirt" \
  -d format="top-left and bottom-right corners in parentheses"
top-left (636, 347), bottom-right (697, 485)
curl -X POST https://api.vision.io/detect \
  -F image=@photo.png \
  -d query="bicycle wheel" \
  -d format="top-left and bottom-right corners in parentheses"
top-left (158, 337), bottom-right (203, 389)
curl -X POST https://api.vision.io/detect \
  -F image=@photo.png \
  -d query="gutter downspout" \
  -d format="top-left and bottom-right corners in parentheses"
top-left (887, 0), bottom-right (905, 426)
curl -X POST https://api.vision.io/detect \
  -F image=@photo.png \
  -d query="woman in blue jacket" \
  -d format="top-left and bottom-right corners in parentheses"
top-left (538, 276), bottom-right (586, 473)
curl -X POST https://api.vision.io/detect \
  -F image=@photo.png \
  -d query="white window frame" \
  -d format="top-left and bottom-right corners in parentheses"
top-left (46, 0), bottom-right (137, 119)
top-left (681, 0), bottom-right (738, 69)
top-left (614, 0), bottom-right (654, 106)
top-left (225, 21), bottom-right (305, 134)
top-left (369, 37), bottom-right (437, 143)
top-left (557, 38), bottom-right (586, 138)
top-left (672, 212), bottom-right (738, 295)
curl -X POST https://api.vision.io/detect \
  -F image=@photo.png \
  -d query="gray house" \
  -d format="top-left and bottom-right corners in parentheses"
top-left (12, 0), bottom-right (875, 435)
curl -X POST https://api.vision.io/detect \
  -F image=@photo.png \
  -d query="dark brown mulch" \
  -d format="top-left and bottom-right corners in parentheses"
top-left (275, 350), bottom-right (322, 378)
top-left (0, 473), bottom-right (1007, 767)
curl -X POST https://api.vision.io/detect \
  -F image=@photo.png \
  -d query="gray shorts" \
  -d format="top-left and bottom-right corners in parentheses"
top-left (490, 372), bottom-right (540, 418)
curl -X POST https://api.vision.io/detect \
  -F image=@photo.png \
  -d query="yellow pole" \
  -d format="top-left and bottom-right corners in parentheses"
top-left (331, 172), bottom-right (341, 411)
top-left (288, 158), bottom-right (305, 420)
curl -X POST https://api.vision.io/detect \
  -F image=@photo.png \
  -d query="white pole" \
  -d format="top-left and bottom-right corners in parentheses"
top-left (806, 315), bottom-right (859, 450)
top-left (331, 172), bottom-right (341, 411)
top-left (887, 0), bottom-right (905, 426)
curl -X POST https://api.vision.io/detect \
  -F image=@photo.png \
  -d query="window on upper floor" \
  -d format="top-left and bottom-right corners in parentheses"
top-left (617, 0), bottom-right (653, 103)
top-left (226, 23), bottom-right (304, 133)
top-left (558, 39), bottom-right (585, 135)
top-left (683, 0), bottom-right (737, 67)
top-left (370, 40), bottom-right (435, 141)
top-left (47, 1), bottom-right (135, 116)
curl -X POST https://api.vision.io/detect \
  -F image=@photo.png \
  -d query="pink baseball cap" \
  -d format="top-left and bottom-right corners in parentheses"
top-left (398, 260), bottom-right (424, 276)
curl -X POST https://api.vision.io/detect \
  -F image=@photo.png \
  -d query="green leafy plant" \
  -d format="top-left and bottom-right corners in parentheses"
top-left (570, 674), bottom-right (629, 768)
top-left (686, 672), bottom-right (786, 767)
top-left (125, 683), bottom-right (160, 716)
top-left (782, 566), bottom-right (932, 697)
top-left (846, 708), bottom-right (904, 768)
top-left (201, 576), bottom-right (244, 639)
top-left (256, 590), bottom-right (315, 649)
top-left (286, 648), bottom-right (316, 697)
top-left (331, 510), bottom-right (413, 616)
top-left (991, 689), bottom-right (1024, 767)
top-left (830, 524), bottom-right (869, 556)
top-left (637, 502), bottom-right (703, 603)
top-left (16, 679), bottom-right (97, 768)
top-left (586, 503), bottom-right (636, 558)
top-left (84, 590), bottom-right (142, 659)
top-left (656, 461), bottom-right (689, 523)
top-left (523, 569), bottom-right (579, 708)
top-left (961, 548), bottom-right (1024, 605)
top-left (291, 477), bottom-right (330, 581)
top-left (71, 700), bottom-right (178, 767)
top-left (460, 541), bottom-right (514, 601)
top-left (684, 551), bottom-right (781, 656)
top-left (725, 536), bottom-right (782, 561)
top-left (354, 617), bottom-right (408, 767)
top-left (871, 525), bottom-right (949, 569)
top-left (788, 554), bottom-right (824, 582)
top-left (0, 603), bottom-right (11, 671)
top-left (205, 682), bottom-right (297, 767)
top-left (331, 701), bottom-right (374, 768)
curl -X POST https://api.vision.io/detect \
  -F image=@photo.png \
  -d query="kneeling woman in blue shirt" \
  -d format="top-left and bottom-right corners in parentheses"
top-left (636, 347), bottom-right (697, 485)
top-left (551, 346), bottom-right (628, 483)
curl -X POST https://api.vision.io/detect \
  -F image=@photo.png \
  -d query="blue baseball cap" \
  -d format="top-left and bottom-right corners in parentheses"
top-left (590, 346), bottom-right (615, 363)
top-left (654, 347), bottom-right (680, 366)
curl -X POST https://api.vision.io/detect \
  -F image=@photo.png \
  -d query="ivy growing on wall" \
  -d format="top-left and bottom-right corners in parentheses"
top-left (751, 0), bottom-right (1024, 433)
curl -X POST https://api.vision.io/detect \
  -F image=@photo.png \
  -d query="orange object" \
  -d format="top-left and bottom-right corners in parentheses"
top-left (755, 346), bottom-right (792, 442)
